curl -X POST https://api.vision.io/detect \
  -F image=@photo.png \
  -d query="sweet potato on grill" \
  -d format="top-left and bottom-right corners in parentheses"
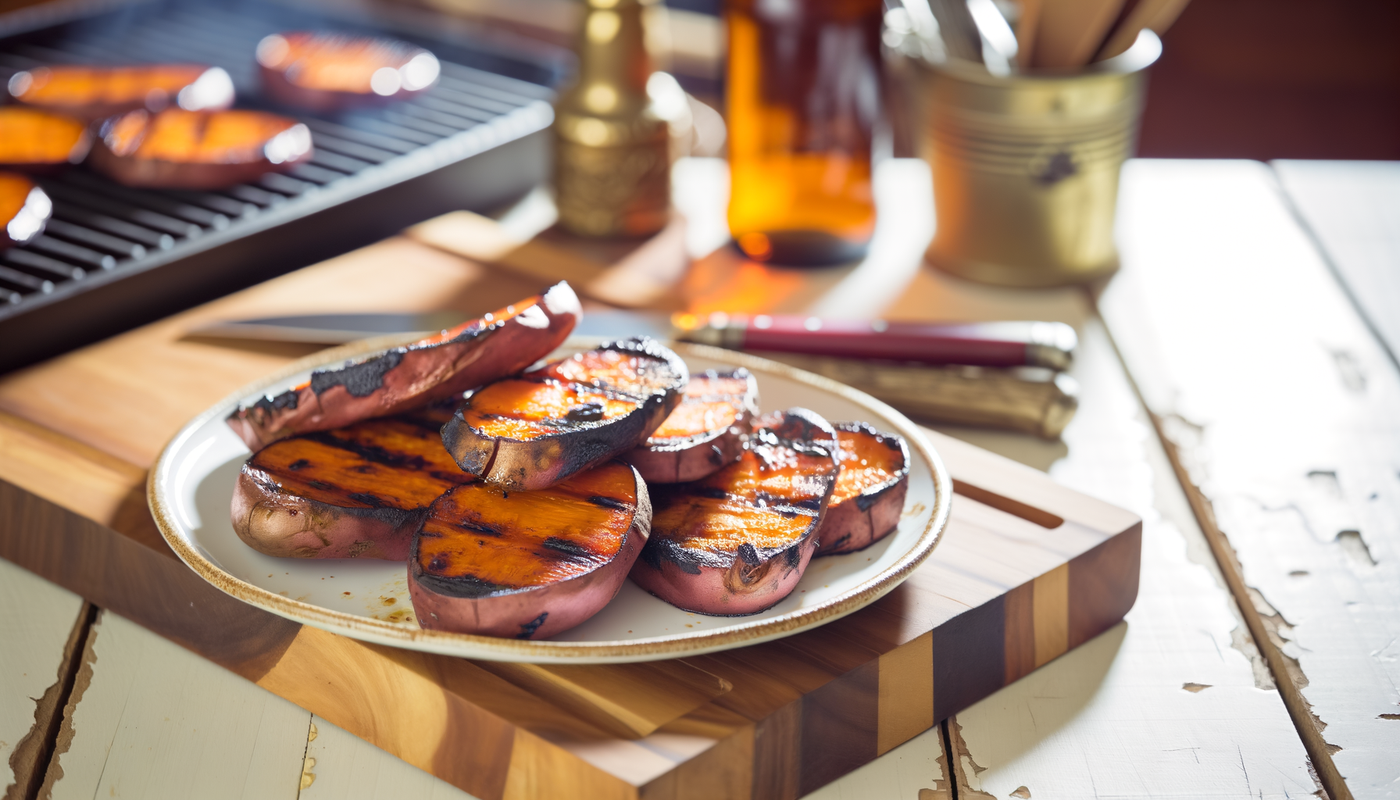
top-left (227, 282), bottom-right (581, 451)
top-left (89, 108), bottom-right (313, 190)
top-left (409, 459), bottom-right (650, 639)
top-left (6, 64), bottom-right (233, 121)
top-left (231, 402), bottom-right (469, 560)
top-left (0, 173), bottom-right (52, 247)
top-left (0, 108), bottom-right (92, 173)
top-left (627, 368), bottom-right (758, 484)
top-left (443, 337), bottom-right (688, 491)
top-left (629, 408), bottom-right (839, 615)
top-left (257, 32), bottom-right (440, 112)
top-left (814, 422), bottom-right (910, 556)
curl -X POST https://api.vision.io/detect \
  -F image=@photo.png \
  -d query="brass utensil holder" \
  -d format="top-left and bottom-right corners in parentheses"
top-left (915, 32), bottom-right (1161, 287)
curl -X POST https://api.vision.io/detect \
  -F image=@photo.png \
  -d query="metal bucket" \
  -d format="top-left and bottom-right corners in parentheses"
top-left (915, 32), bottom-right (1161, 287)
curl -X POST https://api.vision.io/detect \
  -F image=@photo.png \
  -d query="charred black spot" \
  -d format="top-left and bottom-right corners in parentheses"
top-left (251, 390), bottom-right (299, 414)
top-left (566, 402), bottom-right (605, 422)
top-left (303, 431), bottom-right (430, 471)
top-left (308, 480), bottom-right (333, 490)
top-left (692, 485), bottom-right (729, 500)
top-left (288, 459), bottom-right (310, 471)
top-left (355, 465), bottom-right (374, 474)
top-left (542, 537), bottom-right (594, 561)
top-left (348, 492), bottom-right (387, 508)
top-left (588, 495), bottom-right (629, 511)
top-left (453, 519), bottom-right (502, 537)
top-left (784, 542), bottom-right (804, 568)
top-left (737, 542), bottom-right (760, 565)
top-left (310, 350), bottom-right (405, 398)
top-left (429, 554), bottom-right (449, 571)
top-left (517, 612), bottom-right (548, 639)
top-left (643, 538), bottom-right (704, 574)
top-left (416, 571), bottom-right (513, 599)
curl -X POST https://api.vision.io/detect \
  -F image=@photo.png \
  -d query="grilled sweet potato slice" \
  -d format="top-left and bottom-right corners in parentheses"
top-left (443, 337), bottom-right (688, 491)
top-left (0, 173), bottom-right (52, 246)
top-left (90, 108), bottom-right (312, 190)
top-left (409, 459), bottom-right (650, 639)
top-left (814, 422), bottom-right (910, 556)
top-left (6, 64), bottom-right (233, 121)
top-left (227, 282), bottom-right (581, 451)
top-left (257, 32), bottom-right (440, 112)
top-left (627, 368), bottom-right (758, 484)
top-left (629, 408), bottom-right (839, 615)
top-left (0, 108), bottom-right (91, 173)
top-left (232, 402), bottom-right (469, 560)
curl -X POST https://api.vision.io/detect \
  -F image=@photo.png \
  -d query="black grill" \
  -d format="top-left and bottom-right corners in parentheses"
top-left (0, 0), bottom-right (567, 372)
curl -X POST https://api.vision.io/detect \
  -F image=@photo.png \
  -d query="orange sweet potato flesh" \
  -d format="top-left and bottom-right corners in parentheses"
top-left (0, 172), bottom-right (50, 246)
top-left (627, 368), bottom-right (758, 483)
top-left (257, 32), bottom-right (439, 111)
top-left (629, 408), bottom-right (838, 615)
top-left (232, 403), bottom-right (469, 560)
top-left (7, 64), bottom-right (231, 120)
top-left (0, 108), bottom-right (91, 172)
top-left (409, 460), bottom-right (651, 638)
top-left (815, 422), bottom-right (910, 555)
top-left (90, 109), bottom-right (312, 190)
top-left (443, 337), bottom-right (687, 490)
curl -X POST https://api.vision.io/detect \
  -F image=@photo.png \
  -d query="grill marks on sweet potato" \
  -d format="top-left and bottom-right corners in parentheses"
top-left (414, 462), bottom-right (638, 595)
top-left (245, 405), bottom-right (467, 512)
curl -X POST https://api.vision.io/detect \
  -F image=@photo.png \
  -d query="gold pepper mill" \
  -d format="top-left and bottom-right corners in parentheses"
top-left (554, 0), bottom-right (671, 237)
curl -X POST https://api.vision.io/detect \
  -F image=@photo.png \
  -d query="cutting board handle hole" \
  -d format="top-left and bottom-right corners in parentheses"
top-left (952, 479), bottom-right (1065, 529)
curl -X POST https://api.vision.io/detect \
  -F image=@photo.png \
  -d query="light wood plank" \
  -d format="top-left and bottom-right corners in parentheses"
top-left (1102, 159), bottom-right (1400, 796)
top-left (0, 558), bottom-right (86, 800)
top-left (939, 317), bottom-right (1315, 798)
top-left (45, 611), bottom-right (310, 800)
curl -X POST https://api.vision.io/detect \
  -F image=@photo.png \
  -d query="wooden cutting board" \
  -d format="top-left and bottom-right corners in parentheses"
top-left (0, 235), bottom-right (1139, 800)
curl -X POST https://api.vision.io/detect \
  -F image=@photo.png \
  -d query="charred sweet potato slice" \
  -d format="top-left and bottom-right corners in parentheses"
top-left (629, 408), bottom-right (839, 615)
top-left (6, 64), bottom-right (233, 120)
top-left (0, 108), bottom-right (91, 173)
top-left (443, 337), bottom-right (688, 490)
top-left (627, 368), bottom-right (758, 484)
top-left (0, 172), bottom-right (52, 246)
top-left (814, 422), bottom-right (911, 556)
top-left (227, 282), bottom-right (581, 451)
top-left (257, 32), bottom-right (439, 111)
top-left (90, 108), bottom-right (312, 190)
top-left (232, 403), bottom-right (469, 560)
top-left (409, 459), bottom-right (650, 639)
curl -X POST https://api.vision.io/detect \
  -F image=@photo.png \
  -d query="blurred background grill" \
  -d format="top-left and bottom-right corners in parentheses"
top-left (0, 0), bottom-right (568, 372)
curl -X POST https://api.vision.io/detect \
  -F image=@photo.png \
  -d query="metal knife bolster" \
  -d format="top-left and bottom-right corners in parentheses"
top-left (678, 315), bottom-right (1076, 370)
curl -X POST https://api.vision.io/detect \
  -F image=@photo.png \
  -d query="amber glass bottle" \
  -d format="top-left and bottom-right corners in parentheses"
top-left (726, 0), bottom-right (883, 265)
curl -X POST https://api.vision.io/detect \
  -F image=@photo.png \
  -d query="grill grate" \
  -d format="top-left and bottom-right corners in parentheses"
top-left (0, 0), bottom-right (564, 372)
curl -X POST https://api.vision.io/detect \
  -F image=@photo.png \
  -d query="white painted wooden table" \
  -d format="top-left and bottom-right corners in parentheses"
top-left (3, 159), bottom-right (1395, 800)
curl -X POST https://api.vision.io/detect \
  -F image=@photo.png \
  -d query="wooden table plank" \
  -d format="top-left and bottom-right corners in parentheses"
top-left (941, 319), bottom-right (1315, 799)
top-left (1272, 160), bottom-right (1400, 366)
top-left (1101, 158), bottom-right (1400, 797)
top-left (0, 559), bottom-right (87, 800)
top-left (43, 611), bottom-right (311, 800)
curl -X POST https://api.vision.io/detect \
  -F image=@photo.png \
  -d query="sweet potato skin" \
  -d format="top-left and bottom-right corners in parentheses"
top-left (227, 282), bottom-right (581, 451)
top-left (814, 422), bottom-right (911, 556)
top-left (231, 404), bottom-right (468, 560)
top-left (627, 368), bottom-right (759, 484)
top-left (629, 408), bottom-right (839, 616)
top-left (443, 337), bottom-right (688, 491)
top-left (408, 461), bottom-right (651, 639)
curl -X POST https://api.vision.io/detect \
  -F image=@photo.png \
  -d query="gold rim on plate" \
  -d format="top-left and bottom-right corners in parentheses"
top-left (148, 335), bottom-right (952, 663)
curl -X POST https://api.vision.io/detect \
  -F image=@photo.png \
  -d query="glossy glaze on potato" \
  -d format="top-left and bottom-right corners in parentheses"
top-left (228, 282), bottom-right (581, 451)
top-left (0, 108), bottom-right (91, 172)
top-left (629, 408), bottom-right (839, 615)
top-left (90, 108), bottom-right (312, 190)
top-left (0, 172), bottom-right (52, 246)
top-left (6, 64), bottom-right (233, 120)
top-left (232, 403), bottom-right (468, 560)
top-left (409, 459), bottom-right (650, 639)
top-left (257, 32), bottom-right (439, 111)
top-left (814, 422), bottom-right (910, 556)
top-left (443, 337), bottom-right (688, 491)
top-left (627, 368), bottom-right (759, 484)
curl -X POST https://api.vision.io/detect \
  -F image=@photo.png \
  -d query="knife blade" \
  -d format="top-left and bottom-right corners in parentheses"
top-left (189, 311), bottom-right (1076, 369)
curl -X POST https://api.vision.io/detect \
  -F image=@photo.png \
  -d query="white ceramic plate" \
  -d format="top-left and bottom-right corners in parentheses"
top-left (150, 337), bottom-right (951, 663)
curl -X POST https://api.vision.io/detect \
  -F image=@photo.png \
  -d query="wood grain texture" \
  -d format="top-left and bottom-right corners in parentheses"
top-left (0, 559), bottom-right (86, 800)
top-left (942, 316), bottom-right (1316, 799)
top-left (1102, 159), bottom-right (1400, 797)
